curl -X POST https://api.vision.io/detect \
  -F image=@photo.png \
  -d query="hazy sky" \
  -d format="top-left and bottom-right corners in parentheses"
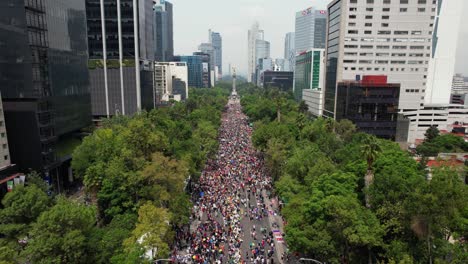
top-left (172, 0), bottom-right (468, 76)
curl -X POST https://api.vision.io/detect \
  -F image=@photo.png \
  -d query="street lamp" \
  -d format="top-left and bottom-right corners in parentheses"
top-left (299, 258), bottom-right (324, 264)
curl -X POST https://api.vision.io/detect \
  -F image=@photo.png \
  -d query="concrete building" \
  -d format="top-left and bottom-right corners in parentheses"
top-left (0, 93), bottom-right (11, 171)
top-left (452, 74), bottom-right (468, 95)
top-left (303, 89), bottom-right (324, 117)
top-left (424, 0), bottom-right (463, 105)
top-left (294, 49), bottom-right (325, 101)
top-left (263, 72), bottom-right (294, 92)
top-left (284, 32), bottom-right (295, 71)
top-left (336, 76), bottom-right (400, 140)
top-left (0, 0), bottom-right (91, 184)
top-left (154, 62), bottom-right (188, 104)
top-left (86, 0), bottom-right (155, 117)
top-left (295, 7), bottom-right (327, 54)
top-left (248, 22), bottom-right (264, 83)
top-left (323, 0), bottom-right (439, 119)
top-left (209, 30), bottom-right (223, 77)
top-left (256, 58), bottom-right (273, 87)
top-left (153, 0), bottom-right (174, 62)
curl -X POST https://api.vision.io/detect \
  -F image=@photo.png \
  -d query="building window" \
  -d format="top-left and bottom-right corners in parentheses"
top-left (394, 31), bottom-right (409, 35)
top-left (349, 15), bottom-right (357, 19)
top-left (349, 22), bottom-right (356, 26)
top-left (383, 0), bottom-right (391, 3)
top-left (400, 0), bottom-right (409, 4)
top-left (381, 23), bottom-right (389, 27)
top-left (365, 23), bottom-right (373, 27)
top-left (364, 30), bottom-right (372, 34)
top-left (418, 0), bottom-right (427, 3)
top-left (367, 0), bottom-right (374, 3)
top-left (418, 8), bottom-right (426, 12)
top-left (350, 7), bottom-right (357, 12)
top-left (383, 8), bottom-right (390, 12)
top-left (4, 155), bottom-right (8, 161)
top-left (378, 30), bottom-right (391, 35)
top-left (366, 8), bottom-right (374, 11)
top-left (382, 16), bottom-right (390, 20)
top-left (365, 15), bottom-right (373, 19)
top-left (2, 144), bottom-right (6, 149)
top-left (0, 133), bottom-right (4, 138)
top-left (348, 30), bottom-right (358, 34)
top-left (400, 8), bottom-right (408, 12)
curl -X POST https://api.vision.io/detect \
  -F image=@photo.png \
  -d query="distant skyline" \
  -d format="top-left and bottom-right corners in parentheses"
top-left (172, 0), bottom-right (468, 77)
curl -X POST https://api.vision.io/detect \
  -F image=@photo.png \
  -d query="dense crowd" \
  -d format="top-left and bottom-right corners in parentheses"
top-left (173, 97), bottom-right (279, 263)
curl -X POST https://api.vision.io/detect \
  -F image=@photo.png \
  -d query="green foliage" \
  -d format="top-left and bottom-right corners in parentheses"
top-left (417, 133), bottom-right (468, 157)
top-left (239, 86), bottom-right (468, 263)
top-left (22, 198), bottom-right (96, 264)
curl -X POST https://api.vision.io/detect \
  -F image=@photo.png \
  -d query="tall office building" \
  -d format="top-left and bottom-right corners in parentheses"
top-left (199, 43), bottom-right (215, 74)
top-left (193, 51), bottom-right (212, 88)
top-left (86, 0), bottom-right (155, 117)
top-left (295, 7), bottom-right (327, 54)
top-left (256, 40), bottom-right (271, 64)
top-left (153, 0), bottom-right (174, 62)
top-left (323, 0), bottom-right (439, 119)
top-left (0, 93), bottom-right (11, 171)
top-left (295, 49), bottom-right (326, 101)
top-left (284, 32), bottom-right (295, 71)
top-left (424, 0), bottom-right (463, 105)
top-left (209, 30), bottom-right (223, 77)
top-left (0, 0), bottom-right (91, 178)
top-left (248, 22), bottom-right (264, 83)
top-left (174, 55), bottom-right (204, 88)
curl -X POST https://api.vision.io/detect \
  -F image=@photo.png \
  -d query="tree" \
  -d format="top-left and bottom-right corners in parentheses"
top-left (361, 135), bottom-right (382, 207)
top-left (335, 119), bottom-right (357, 143)
top-left (0, 184), bottom-right (52, 241)
top-left (22, 198), bottom-right (96, 264)
top-left (125, 202), bottom-right (172, 260)
top-left (298, 100), bottom-right (309, 114)
top-left (424, 126), bottom-right (440, 143)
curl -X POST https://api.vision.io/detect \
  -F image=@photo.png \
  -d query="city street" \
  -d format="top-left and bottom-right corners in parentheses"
top-left (173, 93), bottom-right (288, 263)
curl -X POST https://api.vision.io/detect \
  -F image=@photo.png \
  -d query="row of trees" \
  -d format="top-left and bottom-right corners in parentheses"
top-left (239, 85), bottom-right (467, 263)
top-left (0, 87), bottom-right (230, 263)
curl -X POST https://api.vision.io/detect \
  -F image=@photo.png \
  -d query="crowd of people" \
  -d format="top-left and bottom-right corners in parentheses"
top-left (173, 96), bottom-right (281, 263)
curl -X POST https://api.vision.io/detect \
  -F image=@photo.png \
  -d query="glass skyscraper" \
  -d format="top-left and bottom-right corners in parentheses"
top-left (295, 7), bottom-right (327, 54)
top-left (209, 30), bottom-right (223, 76)
top-left (154, 0), bottom-right (174, 62)
top-left (0, 0), bottom-right (91, 176)
top-left (174, 56), bottom-right (204, 88)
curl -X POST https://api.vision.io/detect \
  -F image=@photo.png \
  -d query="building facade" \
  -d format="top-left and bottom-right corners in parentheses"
top-left (324, 0), bottom-right (438, 118)
top-left (86, 0), bottom-right (155, 117)
top-left (153, 0), bottom-right (174, 62)
top-left (154, 62), bottom-right (188, 104)
top-left (0, 0), bottom-right (91, 178)
top-left (452, 74), bottom-right (468, 95)
top-left (263, 72), bottom-right (294, 92)
top-left (335, 76), bottom-right (400, 140)
top-left (248, 22), bottom-right (264, 83)
top-left (209, 30), bottom-right (222, 77)
top-left (284, 32), bottom-right (295, 71)
top-left (295, 7), bottom-right (327, 54)
top-left (294, 49), bottom-right (325, 101)
top-left (174, 56), bottom-right (204, 88)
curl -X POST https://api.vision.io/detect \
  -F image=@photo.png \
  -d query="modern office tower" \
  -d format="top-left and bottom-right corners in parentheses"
top-left (452, 74), bottom-right (468, 95)
top-left (255, 40), bottom-right (271, 65)
top-left (154, 62), bottom-right (188, 104)
top-left (198, 43), bottom-right (215, 74)
top-left (174, 56), bottom-right (204, 88)
top-left (335, 76), bottom-right (400, 140)
top-left (248, 22), bottom-right (264, 83)
top-left (424, 0), bottom-right (463, 105)
top-left (295, 7), bottom-right (327, 54)
top-left (284, 32), bottom-right (295, 71)
top-left (294, 49), bottom-right (326, 102)
top-left (0, 0), bottom-right (91, 179)
top-left (263, 72), bottom-right (294, 92)
top-left (86, 0), bottom-right (155, 118)
top-left (323, 0), bottom-right (438, 119)
top-left (193, 51), bottom-right (212, 88)
top-left (153, 0), bottom-right (174, 62)
top-left (209, 30), bottom-right (223, 77)
top-left (256, 58), bottom-right (273, 87)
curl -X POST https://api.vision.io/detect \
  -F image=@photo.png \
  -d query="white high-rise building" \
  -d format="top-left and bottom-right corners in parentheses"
top-left (284, 32), bottom-right (295, 71)
top-left (154, 62), bottom-right (188, 103)
top-left (424, 0), bottom-right (463, 105)
top-left (248, 22), bottom-right (264, 83)
top-left (295, 7), bottom-right (327, 54)
top-left (323, 0), bottom-right (439, 118)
